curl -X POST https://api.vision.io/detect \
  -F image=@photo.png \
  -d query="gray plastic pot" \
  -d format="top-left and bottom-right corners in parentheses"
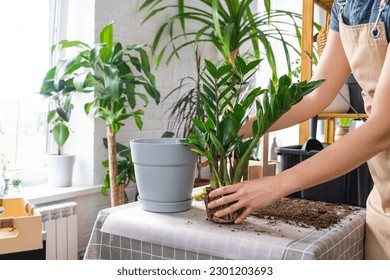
top-left (130, 138), bottom-right (197, 212)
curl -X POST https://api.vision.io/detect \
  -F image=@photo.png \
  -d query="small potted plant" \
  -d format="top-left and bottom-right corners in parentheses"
top-left (11, 179), bottom-right (23, 195)
top-left (40, 40), bottom-right (95, 187)
top-left (183, 56), bottom-right (324, 223)
top-left (335, 117), bottom-right (353, 141)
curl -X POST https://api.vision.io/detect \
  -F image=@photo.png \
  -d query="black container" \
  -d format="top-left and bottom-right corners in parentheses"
top-left (346, 74), bottom-right (366, 114)
top-left (276, 145), bottom-right (373, 207)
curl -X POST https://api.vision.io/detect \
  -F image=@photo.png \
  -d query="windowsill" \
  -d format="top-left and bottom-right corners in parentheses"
top-left (15, 184), bottom-right (103, 205)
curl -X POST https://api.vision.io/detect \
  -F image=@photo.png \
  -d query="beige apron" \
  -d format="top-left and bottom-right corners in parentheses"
top-left (339, 0), bottom-right (390, 259)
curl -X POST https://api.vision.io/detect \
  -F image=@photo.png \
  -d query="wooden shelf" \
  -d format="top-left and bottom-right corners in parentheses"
top-left (298, 1), bottom-right (366, 144)
top-left (314, 0), bottom-right (333, 12)
top-left (318, 113), bottom-right (368, 119)
top-left (318, 113), bottom-right (368, 143)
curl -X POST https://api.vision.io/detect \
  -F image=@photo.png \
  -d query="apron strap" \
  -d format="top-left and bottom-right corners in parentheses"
top-left (371, 0), bottom-right (388, 38)
top-left (337, 0), bottom-right (347, 19)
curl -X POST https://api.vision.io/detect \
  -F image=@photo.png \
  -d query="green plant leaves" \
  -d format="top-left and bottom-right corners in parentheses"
top-left (52, 122), bottom-right (70, 149)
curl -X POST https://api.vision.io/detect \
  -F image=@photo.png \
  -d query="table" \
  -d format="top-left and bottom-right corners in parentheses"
top-left (84, 198), bottom-right (366, 260)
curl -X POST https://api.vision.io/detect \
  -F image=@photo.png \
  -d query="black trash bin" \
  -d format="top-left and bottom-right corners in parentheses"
top-left (346, 74), bottom-right (366, 114)
top-left (276, 145), bottom-right (373, 207)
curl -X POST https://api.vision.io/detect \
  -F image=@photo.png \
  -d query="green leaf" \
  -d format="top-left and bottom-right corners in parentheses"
top-left (52, 122), bottom-right (70, 148)
top-left (84, 102), bottom-right (94, 115)
top-left (103, 64), bottom-right (120, 100)
top-left (99, 23), bottom-right (114, 63)
top-left (56, 107), bottom-right (71, 122)
top-left (209, 133), bottom-right (225, 156)
top-left (161, 131), bottom-right (175, 138)
top-left (47, 110), bottom-right (57, 124)
top-left (220, 118), bottom-right (234, 146)
top-left (204, 59), bottom-right (218, 79)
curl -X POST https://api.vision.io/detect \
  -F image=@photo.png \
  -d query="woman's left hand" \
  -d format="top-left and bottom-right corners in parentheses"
top-left (207, 176), bottom-right (284, 224)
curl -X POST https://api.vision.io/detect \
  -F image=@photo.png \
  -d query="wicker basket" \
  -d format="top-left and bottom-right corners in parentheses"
top-left (317, 19), bottom-right (329, 56)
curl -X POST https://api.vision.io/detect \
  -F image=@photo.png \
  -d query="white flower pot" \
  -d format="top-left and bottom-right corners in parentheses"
top-left (130, 138), bottom-right (197, 213)
top-left (46, 154), bottom-right (76, 187)
top-left (323, 83), bottom-right (350, 113)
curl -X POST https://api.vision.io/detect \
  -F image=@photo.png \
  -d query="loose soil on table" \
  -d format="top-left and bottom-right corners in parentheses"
top-left (251, 197), bottom-right (359, 230)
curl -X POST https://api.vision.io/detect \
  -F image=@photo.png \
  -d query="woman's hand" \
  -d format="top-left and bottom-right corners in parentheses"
top-left (207, 176), bottom-right (284, 224)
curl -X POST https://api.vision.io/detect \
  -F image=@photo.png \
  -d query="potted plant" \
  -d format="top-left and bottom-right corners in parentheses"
top-left (183, 56), bottom-right (324, 223)
top-left (42, 23), bottom-right (160, 205)
top-left (40, 56), bottom-right (93, 186)
top-left (335, 117), bottom-right (353, 141)
top-left (11, 179), bottom-right (22, 194)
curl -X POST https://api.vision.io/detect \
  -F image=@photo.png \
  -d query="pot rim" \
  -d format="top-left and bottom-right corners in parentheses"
top-left (130, 138), bottom-right (185, 146)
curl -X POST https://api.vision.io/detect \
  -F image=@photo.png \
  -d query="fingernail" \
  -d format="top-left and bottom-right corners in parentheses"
top-left (207, 202), bottom-right (214, 208)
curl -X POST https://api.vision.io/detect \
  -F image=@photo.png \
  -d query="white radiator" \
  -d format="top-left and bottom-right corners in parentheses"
top-left (36, 202), bottom-right (78, 260)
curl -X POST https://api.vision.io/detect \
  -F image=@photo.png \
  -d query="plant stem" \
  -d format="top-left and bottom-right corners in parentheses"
top-left (106, 124), bottom-right (122, 206)
top-left (233, 134), bottom-right (261, 183)
top-left (230, 49), bottom-right (239, 68)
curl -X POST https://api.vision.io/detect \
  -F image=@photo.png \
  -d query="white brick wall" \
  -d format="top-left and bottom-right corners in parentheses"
top-left (54, 0), bottom-right (217, 255)
top-left (93, 0), bottom-right (217, 183)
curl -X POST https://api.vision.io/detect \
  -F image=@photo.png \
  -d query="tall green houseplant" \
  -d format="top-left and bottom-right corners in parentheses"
top-left (139, 0), bottom-right (301, 79)
top-left (45, 23), bottom-right (160, 206)
top-left (183, 57), bottom-right (323, 223)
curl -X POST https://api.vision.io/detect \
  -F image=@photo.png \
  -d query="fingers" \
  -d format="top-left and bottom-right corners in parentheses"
top-left (207, 187), bottom-right (238, 208)
top-left (213, 201), bottom-right (244, 218)
top-left (209, 184), bottom-right (239, 198)
top-left (234, 207), bottom-right (253, 224)
top-left (206, 183), bottom-right (254, 223)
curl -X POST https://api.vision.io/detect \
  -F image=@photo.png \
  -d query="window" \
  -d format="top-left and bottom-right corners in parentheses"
top-left (0, 0), bottom-right (69, 183)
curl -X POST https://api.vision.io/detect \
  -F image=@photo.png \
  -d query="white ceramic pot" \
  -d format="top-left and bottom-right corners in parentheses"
top-left (46, 154), bottom-right (76, 187)
top-left (130, 138), bottom-right (197, 213)
top-left (335, 126), bottom-right (350, 141)
top-left (323, 83), bottom-right (350, 113)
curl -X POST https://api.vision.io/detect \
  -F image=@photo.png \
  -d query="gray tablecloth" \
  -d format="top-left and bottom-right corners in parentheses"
top-left (84, 199), bottom-right (366, 260)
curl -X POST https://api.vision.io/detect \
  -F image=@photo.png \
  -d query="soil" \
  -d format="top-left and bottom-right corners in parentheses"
top-left (251, 197), bottom-right (359, 230)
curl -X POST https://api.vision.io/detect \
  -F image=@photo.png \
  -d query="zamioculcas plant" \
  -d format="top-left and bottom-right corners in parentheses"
top-left (183, 56), bottom-right (324, 223)
top-left (45, 23), bottom-right (160, 206)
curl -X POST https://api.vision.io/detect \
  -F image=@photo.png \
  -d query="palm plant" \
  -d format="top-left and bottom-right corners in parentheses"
top-left (138, 0), bottom-right (302, 80)
top-left (163, 46), bottom-right (205, 138)
top-left (183, 57), bottom-right (324, 223)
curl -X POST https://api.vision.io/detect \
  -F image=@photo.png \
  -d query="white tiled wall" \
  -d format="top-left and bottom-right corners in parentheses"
top-left (63, 0), bottom-right (217, 254)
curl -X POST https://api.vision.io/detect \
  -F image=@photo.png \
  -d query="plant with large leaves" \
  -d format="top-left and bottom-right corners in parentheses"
top-left (182, 56), bottom-right (324, 223)
top-left (138, 0), bottom-right (302, 80)
top-left (42, 23), bottom-right (160, 206)
top-left (40, 42), bottom-right (95, 155)
top-left (86, 24), bottom-right (160, 206)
